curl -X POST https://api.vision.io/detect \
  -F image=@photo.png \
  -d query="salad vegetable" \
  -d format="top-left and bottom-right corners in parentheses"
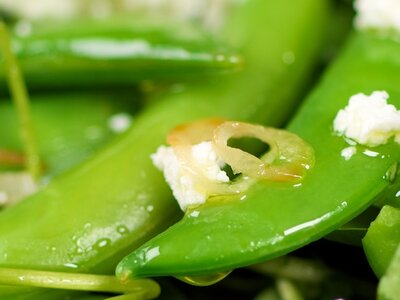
top-left (0, 0), bottom-right (399, 299)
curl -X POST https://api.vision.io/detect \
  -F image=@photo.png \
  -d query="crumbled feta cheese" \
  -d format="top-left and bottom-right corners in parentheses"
top-left (191, 142), bottom-right (229, 182)
top-left (354, 0), bottom-right (400, 32)
top-left (333, 91), bottom-right (400, 146)
top-left (151, 142), bottom-right (228, 211)
top-left (341, 146), bottom-right (357, 160)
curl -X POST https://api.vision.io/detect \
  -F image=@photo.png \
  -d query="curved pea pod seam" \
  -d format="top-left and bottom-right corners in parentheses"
top-left (116, 31), bottom-right (400, 279)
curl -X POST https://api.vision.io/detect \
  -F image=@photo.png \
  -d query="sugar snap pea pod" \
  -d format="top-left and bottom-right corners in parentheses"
top-left (116, 30), bottom-right (400, 279)
top-left (378, 243), bottom-right (400, 300)
top-left (0, 19), bottom-right (241, 91)
top-left (0, 0), bottom-right (329, 298)
top-left (363, 205), bottom-right (400, 278)
top-left (0, 90), bottom-right (138, 177)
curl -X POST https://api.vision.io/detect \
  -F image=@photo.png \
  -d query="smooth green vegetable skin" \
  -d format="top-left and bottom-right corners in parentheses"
top-left (0, 0), bottom-right (328, 298)
top-left (0, 21), bottom-right (241, 90)
top-left (363, 205), bottom-right (400, 278)
top-left (0, 91), bottom-right (138, 176)
top-left (378, 243), bottom-right (400, 300)
top-left (117, 32), bottom-right (400, 278)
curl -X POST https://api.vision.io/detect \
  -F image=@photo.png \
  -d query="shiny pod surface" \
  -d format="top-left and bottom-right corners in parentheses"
top-left (0, 20), bottom-right (242, 90)
top-left (0, 90), bottom-right (138, 177)
top-left (363, 205), bottom-right (400, 277)
top-left (117, 32), bottom-right (400, 278)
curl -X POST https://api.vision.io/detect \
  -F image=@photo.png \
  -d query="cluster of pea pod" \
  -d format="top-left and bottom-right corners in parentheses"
top-left (0, 0), bottom-right (399, 299)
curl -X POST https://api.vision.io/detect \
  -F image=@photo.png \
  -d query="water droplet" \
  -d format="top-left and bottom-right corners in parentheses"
top-left (108, 113), bottom-right (132, 134)
top-left (14, 20), bottom-right (32, 37)
top-left (396, 190), bottom-right (400, 198)
top-left (384, 162), bottom-right (398, 183)
top-left (85, 126), bottom-right (103, 140)
top-left (341, 146), bottom-right (357, 160)
top-left (18, 276), bottom-right (25, 281)
top-left (84, 223), bottom-right (92, 230)
top-left (63, 263), bottom-right (78, 269)
top-left (229, 56), bottom-right (240, 64)
top-left (363, 149), bottom-right (380, 158)
top-left (189, 210), bottom-right (200, 218)
top-left (146, 205), bottom-right (154, 212)
top-left (117, 225), bottom-right (129, 235)
top-left (282, 51), bottom-right (295, 65)
top-left (95, 238), bottom-right (111, 249)
top-left (144, 246), bottom-right (160, 263)
top-left (176, 271), bottom-right (232, 286)
top-left (216, 54), bottom-right (226, 62)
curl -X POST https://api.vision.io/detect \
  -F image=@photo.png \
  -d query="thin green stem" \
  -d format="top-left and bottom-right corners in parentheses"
top-left (0, 268), bottom-right (160, 299)
top-left (0, 22), bottom-right (41, 180)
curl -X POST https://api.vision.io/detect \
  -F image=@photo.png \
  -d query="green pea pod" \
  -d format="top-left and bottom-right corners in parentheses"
top-left (0, 0), bottom-right (329, 298)
top-left (0, 90), bottom-right (138, 177)
top-left (116, 31), bottom-right (400, 279)
top-left (378, 243), bottom-right (400, 300)
top-left (363, 205), bottom-right (400, 278)
top-left (0, 20), bottom-right (241, 91)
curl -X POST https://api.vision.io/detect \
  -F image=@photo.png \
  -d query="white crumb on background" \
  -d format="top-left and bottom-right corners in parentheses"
top-left (334, 91), bottom-right (400, 146)
top-left (341, 146), bottom-right (357, 160)
top-left (354, 0), bottom-right (400, 32)
top-left (151, 142), bottom-right (228, 211)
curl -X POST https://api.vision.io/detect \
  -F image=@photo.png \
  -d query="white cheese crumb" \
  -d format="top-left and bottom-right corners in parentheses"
top-left (191, 142), bottom-right (229, 182)
top-left (151, 142), bottom-right (228, 211)
top-left (341, 146), bottom-right (357, 160)
top-left (333, 91), bottom-right (400, 146)
top-left (354, 0), bottom-right (400, 32)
